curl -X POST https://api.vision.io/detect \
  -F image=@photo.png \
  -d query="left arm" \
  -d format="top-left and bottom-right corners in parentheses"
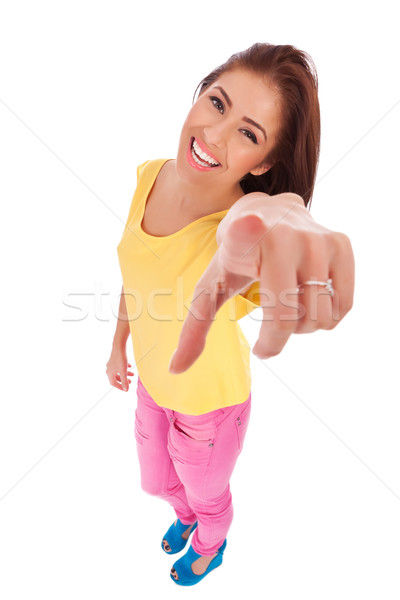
top-left (168, 192), bottom-right (355, 374)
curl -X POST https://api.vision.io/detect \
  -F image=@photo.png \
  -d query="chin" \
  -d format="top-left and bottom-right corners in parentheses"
top-left (175, 146), bottom-right (199, 183)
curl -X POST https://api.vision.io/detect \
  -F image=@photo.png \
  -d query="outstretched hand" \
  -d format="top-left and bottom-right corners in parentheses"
top-left (168, 191), bottom-right (355, 374)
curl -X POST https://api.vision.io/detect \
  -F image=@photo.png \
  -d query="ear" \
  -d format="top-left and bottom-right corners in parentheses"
top-left (249, 163), bottom-right (272, 176)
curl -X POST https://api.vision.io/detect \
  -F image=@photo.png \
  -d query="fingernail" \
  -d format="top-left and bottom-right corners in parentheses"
top-left (239, 210), bottom-right (264, 220)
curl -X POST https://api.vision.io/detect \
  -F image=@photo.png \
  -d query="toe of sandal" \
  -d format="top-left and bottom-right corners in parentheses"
top-left (170, 539), bottom-right (227, 586)
top-left (161, 519), bottom-right (198, 555)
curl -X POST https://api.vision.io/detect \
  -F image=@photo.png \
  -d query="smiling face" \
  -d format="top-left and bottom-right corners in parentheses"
top-left (176, 68), bottom-right (282, 194)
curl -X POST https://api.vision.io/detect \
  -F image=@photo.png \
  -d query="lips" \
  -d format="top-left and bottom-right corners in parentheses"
top-left (193, 138), bottom-right (220, 166)
top-left (188, 137), bottom-right (221, 170)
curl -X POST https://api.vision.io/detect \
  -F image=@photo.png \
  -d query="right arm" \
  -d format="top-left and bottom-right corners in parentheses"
top-left (112, 285), bottom-right (131, 350)
top-left (106, 286), bottom-right (134, 392)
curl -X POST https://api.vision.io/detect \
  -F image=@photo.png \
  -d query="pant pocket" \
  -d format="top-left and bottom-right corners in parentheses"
top-left (173, 421), bottom-right (214, 443)
top-left (234, 398), bottom-right (252, 452)
top-left (134, 409), bottom-right (150, 446)
top-left (168, 420), bottom-right (215, 467)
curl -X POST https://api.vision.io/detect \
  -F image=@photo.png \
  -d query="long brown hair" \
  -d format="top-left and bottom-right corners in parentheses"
top-left (193, 43), bottom-right (320, 209)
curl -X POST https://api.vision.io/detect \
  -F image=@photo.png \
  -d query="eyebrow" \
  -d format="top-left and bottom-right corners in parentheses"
top-left (213, 85), bottom-right (267, 141)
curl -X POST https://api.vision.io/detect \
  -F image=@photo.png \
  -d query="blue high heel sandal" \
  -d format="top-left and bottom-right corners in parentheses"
top-left (161, 519), bottom-right (198, 554)
top-left (170, 538), bottom-right (227, 586)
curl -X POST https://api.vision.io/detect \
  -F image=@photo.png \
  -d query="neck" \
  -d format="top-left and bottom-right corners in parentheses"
top-left (169, 160), bottom-right (244, 217)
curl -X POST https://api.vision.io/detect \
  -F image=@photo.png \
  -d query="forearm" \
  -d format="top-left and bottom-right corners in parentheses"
top-left (112, 285), bottom-right (131, 350)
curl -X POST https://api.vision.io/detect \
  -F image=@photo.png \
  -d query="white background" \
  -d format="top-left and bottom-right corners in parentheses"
top-left (1, 0), bottom-right (399, 598)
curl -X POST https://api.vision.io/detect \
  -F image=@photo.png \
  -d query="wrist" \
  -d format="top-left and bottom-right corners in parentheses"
top-left (112, 334), bottom-right (129, 352)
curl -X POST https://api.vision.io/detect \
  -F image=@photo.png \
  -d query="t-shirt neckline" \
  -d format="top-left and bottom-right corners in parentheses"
top-left (138, 158), bottom-right (230, 240)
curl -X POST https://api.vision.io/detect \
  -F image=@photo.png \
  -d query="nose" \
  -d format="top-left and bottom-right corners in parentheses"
top-left (203, 122), bottom-right (227, 148)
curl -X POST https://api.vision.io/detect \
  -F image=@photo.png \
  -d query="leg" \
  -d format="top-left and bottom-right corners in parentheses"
top-left (134, 377), bottom-right (196, 525)
top-left (168, 393), bottom-right (252, 578)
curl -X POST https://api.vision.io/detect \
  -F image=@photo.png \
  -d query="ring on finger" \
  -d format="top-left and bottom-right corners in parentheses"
top-left (297, 278), bottom-right (334, 297)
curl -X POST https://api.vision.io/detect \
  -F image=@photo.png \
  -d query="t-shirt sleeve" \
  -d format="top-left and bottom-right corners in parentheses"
top-left (234, 281), bottom-right (262, 320)
top-left (136, 160), bottom-right (151, 182)
top-left (120, 160), bottom-right (151, 233)
top-left (240, 281), bottom-right (261, 305)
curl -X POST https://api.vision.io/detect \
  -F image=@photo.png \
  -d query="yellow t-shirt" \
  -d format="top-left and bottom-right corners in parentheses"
top-left (117, 159), bottom-right (261, 415)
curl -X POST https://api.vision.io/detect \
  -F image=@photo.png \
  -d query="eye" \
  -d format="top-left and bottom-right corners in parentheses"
top-left (210, 96), bottom-right (224, 114)
top-left (240, 129), bottom-right (258, 144)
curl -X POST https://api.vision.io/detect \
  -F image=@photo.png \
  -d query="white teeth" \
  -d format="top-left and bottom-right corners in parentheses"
top-left (192, 138), bottom-right (219, 166)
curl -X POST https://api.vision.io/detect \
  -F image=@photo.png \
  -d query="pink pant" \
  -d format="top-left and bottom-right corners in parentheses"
top-left (134, 376), bottom-right (252, 555)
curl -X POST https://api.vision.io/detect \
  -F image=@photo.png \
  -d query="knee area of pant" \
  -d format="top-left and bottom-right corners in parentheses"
top-left (141, 480), bottom-right (168, 498)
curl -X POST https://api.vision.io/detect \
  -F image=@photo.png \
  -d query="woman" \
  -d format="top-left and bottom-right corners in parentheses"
top-left (106, 43), bottom-right (355, 586)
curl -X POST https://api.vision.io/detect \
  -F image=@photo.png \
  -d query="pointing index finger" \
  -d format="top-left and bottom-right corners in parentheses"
top-left (168, 284), bottom-right (218, 374)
